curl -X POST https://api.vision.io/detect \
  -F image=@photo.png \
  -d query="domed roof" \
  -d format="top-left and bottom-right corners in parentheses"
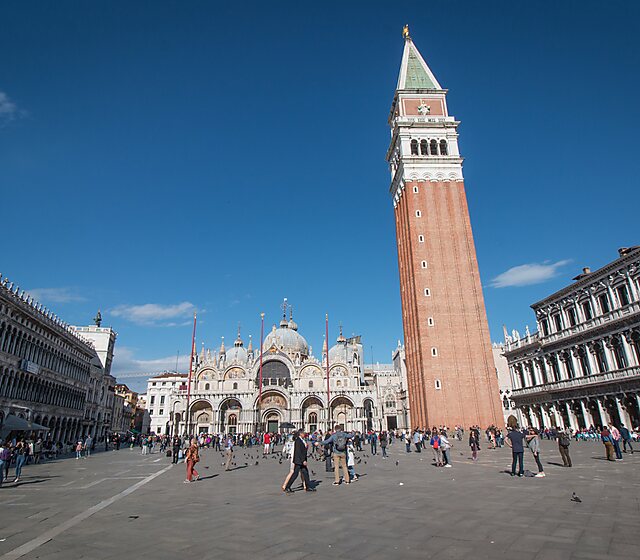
top-left (225, 345), bottom-right (248, 364)
top-left (328, 342), bottom-right (348, 364)
top-left (263, 322), bottom-right (309, 357)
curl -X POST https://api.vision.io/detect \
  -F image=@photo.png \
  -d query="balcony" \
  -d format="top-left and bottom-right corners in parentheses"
top-left (512, 365), bottom-right (640, 398)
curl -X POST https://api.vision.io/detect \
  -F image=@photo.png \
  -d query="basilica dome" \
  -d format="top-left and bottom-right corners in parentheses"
top-left (263, 319), bottom-right (309, 357)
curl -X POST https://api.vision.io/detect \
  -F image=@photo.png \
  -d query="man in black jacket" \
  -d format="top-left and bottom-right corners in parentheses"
top-left (284, 430), bottom-right (315, 493)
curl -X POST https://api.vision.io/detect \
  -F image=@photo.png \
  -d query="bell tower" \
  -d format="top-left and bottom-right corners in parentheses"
top-left (387, 27), bottom-right (501, 429)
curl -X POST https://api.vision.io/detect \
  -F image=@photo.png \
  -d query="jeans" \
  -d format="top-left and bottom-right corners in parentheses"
top-left (371, 442), bottom-right (377, 455)
top-left (622, 439), bottom-right (634, 453)
top-left (532, 451), bottom-right (543, 472)
top-left (15, 455), bottom-right (27, 479)
top-left (381, 445), bottom-right (388, 457)
top-left (511, 451), bottom-right (524, 475)
top-left (613, 439), bottom-right (623, 459)
top-left (405, 442), bottom-right (411, 452)
top-left (347, 465), bottom-right (356, 480)
top-left (559, 445), bottom-right (572, 467)
top-left (414, 442), bottom-right (421, 453)
top-left (442, 449), bottom-right (450, 465)
top-left (0, 459), bottom-right (4, 484)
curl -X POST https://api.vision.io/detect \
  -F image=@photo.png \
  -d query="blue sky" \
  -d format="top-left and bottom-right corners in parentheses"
top-left (1, 2), bottom-right (639, 392)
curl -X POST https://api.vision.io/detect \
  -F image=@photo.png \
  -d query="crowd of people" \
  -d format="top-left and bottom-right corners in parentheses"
top-left (1, 420), bottom-right (637, 488)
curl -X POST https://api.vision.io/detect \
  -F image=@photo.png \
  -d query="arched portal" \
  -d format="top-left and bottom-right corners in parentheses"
top-left (331, 396), bottom-right (355, 431)
top-left (262, 408), bottom-right (282, 434)
top-left (189, 400), bottom-right (213, 435)
top-left (301, 396), bottom-right (323, 433)
top-left (363, 398), bottom-right (374, 431)
top-left (219, 398), bottom-right (242, 434)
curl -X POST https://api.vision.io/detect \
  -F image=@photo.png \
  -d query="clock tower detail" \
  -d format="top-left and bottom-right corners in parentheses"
top-left (387, 28), bottom-right (501, 429)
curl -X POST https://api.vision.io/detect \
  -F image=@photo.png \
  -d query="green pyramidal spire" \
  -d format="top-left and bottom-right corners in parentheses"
top-left (396, 29), bottom-right (442, 91)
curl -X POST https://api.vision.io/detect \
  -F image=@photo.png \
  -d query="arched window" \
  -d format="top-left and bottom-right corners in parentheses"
top-left (439, 140), bottom-right (448, 155)
top-left (228, 414), bottom-right (237, 426)
top-left (415, 210), bottom-right (422, 217)
top-left (428, 317), bottom-right (434, 326)
top-left (413, 186), bottom-right (419, 193)
top-left (420, 139), bottom-right (428, 155)
top-left (430, 139), bottom-right (438, 155)
top-left (418, 235), bottom-right (425, 243)
top-left (410, 139), bottom-right (419, 155)
top-left (435, 379), bottom-right (442, 390)
top-left (204, 383), bottom-right (210, 391)
top-left (431, 347), bottom-right (438, 357)
top-left (308, 380), bottom-right (313, 388)
top-left (336, 380), bottom-right (342, 387)
top-left (421, 260), bottom-right (428, 268)
top-left (232, 382), bottom-right (238, 390)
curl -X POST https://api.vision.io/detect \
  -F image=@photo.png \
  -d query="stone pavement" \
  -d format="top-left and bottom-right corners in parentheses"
top-left (0, 439), bottom-right (638, 560)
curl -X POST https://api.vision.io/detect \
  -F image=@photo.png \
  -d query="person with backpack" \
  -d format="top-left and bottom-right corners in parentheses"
top-left (380, 431), bottom-right (388, 458)
top-left (619, 425), bottom-right (634, 454)
top-left (557, 427), bottom-right (572, 467)
top-left (370, 431), bottom-right (378, 455)
top-left (320, 424), bottom-right (356, 486)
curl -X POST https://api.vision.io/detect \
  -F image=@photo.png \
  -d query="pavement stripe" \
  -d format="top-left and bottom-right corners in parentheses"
top-left (0, 464), bottom-right (172, 560)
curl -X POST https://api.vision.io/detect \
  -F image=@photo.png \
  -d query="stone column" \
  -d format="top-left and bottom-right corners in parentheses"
top-left (580, 400), bottom-right (594, 428)
top-left (565, 402), bottom-right (579, 430)
top-left (596, 397), bottom-right (610, 427)
top-left (540, 405), bottom-right (552, 428)
top-left (615, 396), bottom-right (633, 428)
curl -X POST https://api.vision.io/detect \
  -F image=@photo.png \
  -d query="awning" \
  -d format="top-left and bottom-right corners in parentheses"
top-left (0, 414), bottom-right (50, 436)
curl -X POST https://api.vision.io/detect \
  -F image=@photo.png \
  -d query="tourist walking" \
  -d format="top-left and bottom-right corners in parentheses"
top-left (84, 435), bottom-right (92, 458)
top-left (370, 431), bottom-right (378, 455)
top-left (619, 425), bottom-right (634, 453)
top-left (171, 435), bottom-right (181, 464)
top-left (224, 435), bottom-right (234, 471)
top-left (13, 440), bottom-right (28, 482)
top-left (0, 440), bottom-right (10, 487)
top-left (601, 427), bottom-right (615, 461)
top-left (184, 438), bottom-right (200, 483)
top-left (430, 429), bottom-right (443, 467)
top-left (610, 425), bottom-right (623, 460)
top-left (75, 440), bottom-right (83, 459)
top-left (283, 429), bottom-right (314, 493)
top-left (380, 431), bottom-right (388, 458)
top-left (557, 427), bottom-right (572, 467)
top-left (263, 432), bottom-right (271, 455)
top-left (505, 426), bottom-right (526, 477)
top-left (320, 424), bottom-right (354, 486)
top-left (440, 431), bottom-right (452, 467)
top-left (413, 429), bottom-right (422, 453)
top-left (526, 428), bottom-right (545, 477)
top-left (346, 441), bottom-right (358, 481)
top-left (469, 428), bottom-right (479, 461)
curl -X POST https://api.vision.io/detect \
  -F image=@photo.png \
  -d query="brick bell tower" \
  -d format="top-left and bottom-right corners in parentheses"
top-left (387, 26), bottom-right (502, 429)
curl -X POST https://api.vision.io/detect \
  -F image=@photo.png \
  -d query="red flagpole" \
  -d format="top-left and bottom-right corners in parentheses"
top-left (259, 312), bottom-right (265, 426)
top-left (326, 313), bottom-right (331, 429)
top-left (186, 312), bottom-right (197, 436)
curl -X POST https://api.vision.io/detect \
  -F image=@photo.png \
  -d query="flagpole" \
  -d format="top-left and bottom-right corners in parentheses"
top-left (325, 313), bottom-right (331, 430)
top-left (186, 312), bottom-right (197, 436)
top-left (258, 312), bottom-right (265, 431)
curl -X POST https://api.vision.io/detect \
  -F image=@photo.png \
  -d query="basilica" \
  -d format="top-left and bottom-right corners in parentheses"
top-left (146, 307), bottom-right (410, 436)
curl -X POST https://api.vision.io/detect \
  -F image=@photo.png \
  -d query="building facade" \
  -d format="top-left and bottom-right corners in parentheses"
top-left (492, 343), bottom-right (525, 428)
top-left (0, 275), bottom-right (94, 442)
top-left (504, 247), bottom-right (640, 430)
top-left (70, 325), bottom-right (117, 441)
top-left (386, 27), bottom-right (502, 428)
top-left (147, 308), bottom-right (410, 435)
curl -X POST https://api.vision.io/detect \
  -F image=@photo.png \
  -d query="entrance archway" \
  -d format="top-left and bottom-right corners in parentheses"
top-left (220, 398), bottom-right (242, 434)
top-left (331, 396), bottom-right (355, 431)
top-left (262, 409), bottom-right (282, 433)
top-left (189, 400), bottom-right (213, 434)
top-left (301, 396), bottom-right (323, 433)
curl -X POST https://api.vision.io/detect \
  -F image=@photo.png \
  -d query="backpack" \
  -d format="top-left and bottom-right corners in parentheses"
top-left (559, 434), bottom-right (571, 447)
top-left (335, 432), bottom-right (347, 452)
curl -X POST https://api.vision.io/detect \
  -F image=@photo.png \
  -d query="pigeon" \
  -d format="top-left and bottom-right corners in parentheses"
top-left (128, 515), bottom-right (139, 519)
top-left (255, 461), bottom-right (259, 465)
top-left (571, 493), bottom-right (582, 503)
top-left (311, 470), bottom-right (316, 476)
top-left (395, 460), bottom-right (399, 466)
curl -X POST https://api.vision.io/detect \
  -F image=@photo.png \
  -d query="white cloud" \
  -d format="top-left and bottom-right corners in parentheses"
top-left (0, 91), bottom-right (24, 124)
top-left (490, 260), bottom-right (570, 288)
top-left (111, 347), bottom-right (191, 378)
top-left (111, 301), bottom-right (196, 326)
top-left (27, 287), bottom-right (86, 304)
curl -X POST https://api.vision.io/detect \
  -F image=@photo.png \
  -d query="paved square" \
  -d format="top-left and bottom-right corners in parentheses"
top-left (0, 440), bottom-right (638, 559)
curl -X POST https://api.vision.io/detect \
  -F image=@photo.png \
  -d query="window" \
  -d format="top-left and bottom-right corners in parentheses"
top-left (430, 139), bottom-right (438, 155)
top-left (308, 412), bottom-right (318, 426)
top-left (415, 210), bottom-right (422, 217)
top-left (420, 139), bottom-right (428, 155)
top-left (308, 380), bottom-right (313, 388)
top-left (421, 261), bottom-right (428, 268)
top-left (157, 427), bottom-right (161, 433)
top-left (162, 382), bottom-right (166, 386)
top-left (413, 186), bottom-right (419, 193)
top-left (149, 409), bottom-right (154, 416)
top-left (553, 314), bottom-right (563, 332)
top-left (424, 288), bottom-right (431, 296)
top-left (232, 382), bottom-right (238, 390)
top-left (616, 285), bottom-right (630, 307)
top-left (439, 139), bottom-right (448, 155)
top-left (410, 139), bottom-right (419, 155)
top-left (566, 307), bottom-right (577, 327)
top-left (160, 395), bottom-right (165, 405)
top-left (150, 396), bottom-right (155, 405)
top-left (428, 317), bottom-right (434, 326)
top-left (582, 301), bottom-right (593, 321)
top-left (540, 318), bottom-right (549, 337)
top-left (336, 380), bottom-right (342, 387)
top-left (205, 383), bottom-right (210, 390)
top-left (159, 409), bottom-right (164, 415)
top-left (418, 235), bottom-right (425, 243)
top-left (435, 379), bottom-right (442, 390)
top-left (152, 382), bottom-right (156, 387)
top-left (431, 347), bottom-right (438, 357)
top-left (598, 293), bottom-right (610, 314)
